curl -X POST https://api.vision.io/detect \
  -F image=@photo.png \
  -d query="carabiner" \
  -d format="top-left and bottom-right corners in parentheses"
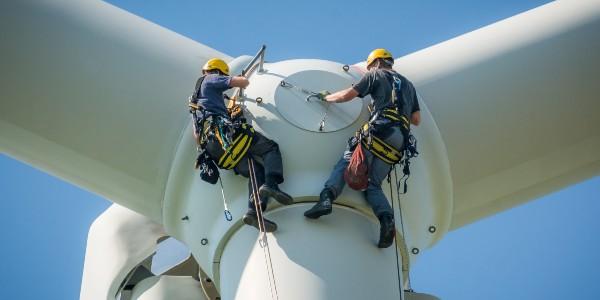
top-left (224, 210), bottom-right (233, 221)
top-left (280, 80), bottom-right (292, 88)
top-left (306, 93), bottom-right (321, 102)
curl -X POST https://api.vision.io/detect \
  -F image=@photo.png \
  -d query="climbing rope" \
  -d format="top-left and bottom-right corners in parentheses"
top-left (393, 166), bottom-right (413, 292)
top-left (248, 158), bottom-right (267, 234)
top-left (248, 158), bottom-right (280, 300)
top-left (387, 170), bottom-right (404, 300)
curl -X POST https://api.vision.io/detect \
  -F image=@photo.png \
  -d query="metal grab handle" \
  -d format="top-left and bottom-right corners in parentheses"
top-left (236, 45), bottom-right (267, 101)
top-left (242, 44), bottom-right (266, 78)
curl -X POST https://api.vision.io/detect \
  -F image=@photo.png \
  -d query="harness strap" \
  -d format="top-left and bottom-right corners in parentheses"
top-left (380, 108), bottom-right (409, 131)
top-left (217, 124), bottom-right (255, 169)
top-left (192, 75), bottom-right (206, 100)
top-left (361, 136), bottom-right (402, 165)
top-left (359, 123), bottom-right (403, 165)
top-left (357, 70), bottom-right (415, 166)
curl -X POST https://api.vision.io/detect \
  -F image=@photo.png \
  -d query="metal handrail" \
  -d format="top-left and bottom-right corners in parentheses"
top-left (236, 45), bottom-right (266, 101)
top-left (241, 44), bottom-right (266, 79)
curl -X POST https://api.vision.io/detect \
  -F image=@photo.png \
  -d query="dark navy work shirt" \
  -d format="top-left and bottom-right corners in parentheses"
top-left (353, 69), bottom-right (420, 123)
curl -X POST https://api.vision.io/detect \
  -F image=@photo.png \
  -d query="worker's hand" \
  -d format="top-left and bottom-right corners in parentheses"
top-left (316, 90), bottom-right (331, 101)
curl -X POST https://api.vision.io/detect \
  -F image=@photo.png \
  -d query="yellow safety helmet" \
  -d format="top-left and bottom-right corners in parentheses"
top-left (202, 58), bottom-right (230, 76)
top-left (366, 48), bottom-right (393, 67)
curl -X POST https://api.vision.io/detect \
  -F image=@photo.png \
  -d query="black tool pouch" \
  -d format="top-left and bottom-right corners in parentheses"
top-left (196, 149), bottom-right (219, 185)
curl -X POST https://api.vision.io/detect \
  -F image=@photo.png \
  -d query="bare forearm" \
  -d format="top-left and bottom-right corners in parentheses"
top-left (411, 111), bottom-right (421, 126)
top-left (325, 87), bottom-right (359, 103)
top-left (230, 76), bottom-right (249, 88)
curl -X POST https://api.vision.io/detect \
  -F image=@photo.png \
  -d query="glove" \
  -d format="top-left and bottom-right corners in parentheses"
top-left (316, 90), bottom-right (331, 101)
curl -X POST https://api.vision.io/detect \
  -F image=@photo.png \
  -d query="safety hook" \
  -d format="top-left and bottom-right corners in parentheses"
top-left (306, 93), bottom-right (321, 102)
top-left (224, 210), bottom-right (233, 221)
top-left (280, 80), bottom-right (292, 88)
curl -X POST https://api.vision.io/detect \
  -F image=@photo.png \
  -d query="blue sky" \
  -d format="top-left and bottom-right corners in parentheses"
top-left (2, 1), bottom-right (599, 299)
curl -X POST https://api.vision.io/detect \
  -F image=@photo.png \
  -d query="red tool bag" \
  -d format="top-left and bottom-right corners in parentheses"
top-left (344, 143), bottom-right (369, 190)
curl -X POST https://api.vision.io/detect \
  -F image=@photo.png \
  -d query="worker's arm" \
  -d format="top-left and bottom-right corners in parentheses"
top-left (229, 76), bottom-right (250, 88)
top-left (411, 111), bottom-right (421, 126)
top-left (324, 87), bottom-right (359, 103)
top-left (327, 71), bottom-right (373, 103)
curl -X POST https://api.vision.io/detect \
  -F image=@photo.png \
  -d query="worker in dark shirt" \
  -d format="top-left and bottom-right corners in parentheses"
top-left (191, 58), bottom-right (294, 232)
top-left (304, 49), bottom-right (421, 248)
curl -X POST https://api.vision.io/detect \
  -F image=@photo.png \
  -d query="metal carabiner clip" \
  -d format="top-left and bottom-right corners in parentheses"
top-left (306, 93), bottom-right (321, 102)
top-left (280, 80), bottom-right (292, 88)
top-left (224, 210), bottom-right (233, 221)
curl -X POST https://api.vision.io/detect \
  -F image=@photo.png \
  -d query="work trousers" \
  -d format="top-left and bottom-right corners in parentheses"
top-left (324, 126), bottom-right (405, 218)
top-left (232, 131), bottom-right (284, 213)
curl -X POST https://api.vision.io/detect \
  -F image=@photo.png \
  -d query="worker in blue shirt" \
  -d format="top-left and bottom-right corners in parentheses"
top-left (190, 58), bottom-right (293, 232)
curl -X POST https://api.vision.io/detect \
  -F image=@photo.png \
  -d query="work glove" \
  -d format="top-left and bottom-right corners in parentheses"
top-left (316, 90), bottom-right (331, 101)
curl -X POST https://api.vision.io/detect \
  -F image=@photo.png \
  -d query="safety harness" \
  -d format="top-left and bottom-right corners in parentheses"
top-left (354, 71), bottom-right (419, 191)
top-left (360, 108), bottom-right (409, 164)
top-left (189, 76), bottom-right (255, 171)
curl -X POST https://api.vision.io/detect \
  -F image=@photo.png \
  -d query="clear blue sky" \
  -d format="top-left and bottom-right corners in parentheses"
top-left (2, 0), bottom-right (599, 299)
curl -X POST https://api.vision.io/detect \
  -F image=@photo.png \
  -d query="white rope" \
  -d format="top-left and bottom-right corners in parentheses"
top-left (248, 158), bottom-right (279, 300)
top-left (388, 169), bottom-right (404, 300)
top-left (393, 166), bottom-right (413, 292)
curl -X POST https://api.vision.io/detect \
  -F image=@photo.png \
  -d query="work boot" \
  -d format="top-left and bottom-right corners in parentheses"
top-left (304, 188), bottom-right (334, 219)
top-left (377, 213), bottom-right (395, 248)
top-left (259, 184), bottom-right (294, 205)
top-left (243, 212), bottom-right (278, 232)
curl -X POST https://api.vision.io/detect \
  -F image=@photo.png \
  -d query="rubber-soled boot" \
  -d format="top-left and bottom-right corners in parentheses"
top-left (377, 213), bottom-right (395, 248)
top-left (243, 212), bottom-right (278, 232)
top-left (259, 184), bottom-right (294, 205)
top-left (304, 188), bottom-right (334, 219)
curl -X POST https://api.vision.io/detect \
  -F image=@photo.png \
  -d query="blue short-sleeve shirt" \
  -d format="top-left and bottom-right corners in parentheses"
top-left (193, 74), bottom-right (232, 117)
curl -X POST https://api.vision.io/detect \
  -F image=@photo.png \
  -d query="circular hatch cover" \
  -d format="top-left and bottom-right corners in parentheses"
top-left (274, 70), bottom-right (363, 132)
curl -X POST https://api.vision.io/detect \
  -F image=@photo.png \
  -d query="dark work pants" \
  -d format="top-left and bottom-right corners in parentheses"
top-left (245, 131), bottom-right (284, 186)
top-left (234, 157), bottom-right (267, 212)
top-left (233, 131), bottom-right (284, 213)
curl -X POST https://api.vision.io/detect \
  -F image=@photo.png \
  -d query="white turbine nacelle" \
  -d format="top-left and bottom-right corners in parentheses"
top-left (161, 56), bottom-right (451, 299)
top-left (77, 54), bottom-right (451, 299)
top-left (1, 0), bottom-right (599, 299)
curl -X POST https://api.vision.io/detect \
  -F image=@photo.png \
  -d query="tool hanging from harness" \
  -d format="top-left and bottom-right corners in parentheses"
top-left (346, 71), bottom-right (419, 192)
